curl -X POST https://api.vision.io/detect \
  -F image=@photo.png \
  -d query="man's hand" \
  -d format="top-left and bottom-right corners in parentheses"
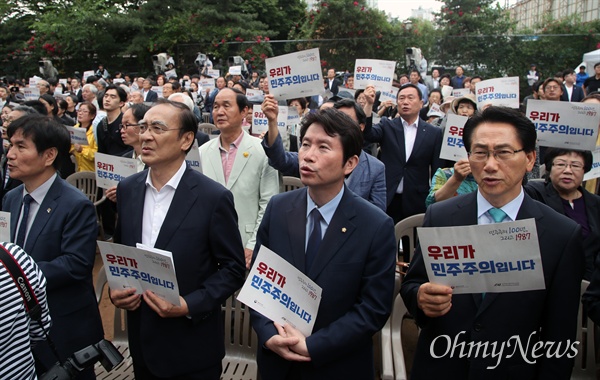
top-left (244, 248), bottom-right (253, 269)
top-left (143, 290), bottom-right (189, 318)
top-left (282, 324), bottom-right (310, 357)
top-left (105, 186), bottom-right (117, 203)
top-left (364, 85), bottom-right (376, 105)
top-left (264, 323), bottom-right (311, 362)
top-left (417, 282), bottom-right (453, 317)
top-left (262, 94), bottom-right (279, 122)
top-left (110, 287), bottom-right (142, 311)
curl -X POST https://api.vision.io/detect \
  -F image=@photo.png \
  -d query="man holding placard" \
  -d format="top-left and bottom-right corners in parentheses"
top-left (109, 100), bottom-right (245, 379)
top-left (250, 107), bottom-right (395, 379)
top-left (401, 107), bottom-right (584, 379)
top-left (363, 83), bottom-right (445, 223)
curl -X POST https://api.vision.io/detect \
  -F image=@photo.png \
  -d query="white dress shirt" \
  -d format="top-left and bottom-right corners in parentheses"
top-left (396, 118), bottom-right (419, 194)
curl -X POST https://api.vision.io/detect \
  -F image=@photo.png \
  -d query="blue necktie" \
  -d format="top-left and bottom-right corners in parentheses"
top-left (305, 209), bottom-right (323, 271)
top-left (488, 207), bottom-right (508, 223)
top-left (16, 194), bottom-right (33, 247)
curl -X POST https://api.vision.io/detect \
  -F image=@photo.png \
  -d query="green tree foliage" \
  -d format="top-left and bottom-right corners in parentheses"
top-left (289, 0), bottom-right (403, 71)
top-left (436, 0), bottom-right (517, 78)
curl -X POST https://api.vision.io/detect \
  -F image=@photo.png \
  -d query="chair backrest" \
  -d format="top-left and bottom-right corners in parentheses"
top-left (395, 213), bottom-right (425, 264)
top-left (66, 171), bottom-right (102, 205)
top-left (572, 280), bottom-right (597, 379)
top-left (282, 176), bottom-right (304, 192)
top-left (198, 122), bottom-right (217, 135)
top-left (390, 290), bottom-right (411, 380)
top-left (221, 292), bottom-right (258, 380)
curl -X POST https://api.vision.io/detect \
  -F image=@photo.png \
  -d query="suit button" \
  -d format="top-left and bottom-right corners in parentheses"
top-left (474, 323), bottom-right (482, 332)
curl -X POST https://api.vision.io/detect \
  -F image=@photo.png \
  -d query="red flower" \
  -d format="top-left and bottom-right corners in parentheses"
top-left (458, 11), bottom-right (463, 16)
top-left (353, 1), bottom-right (358, 5)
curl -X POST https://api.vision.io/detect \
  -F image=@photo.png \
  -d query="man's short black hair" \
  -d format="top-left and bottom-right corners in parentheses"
top-left (471, 75), bottom-right (483, 82)
top-left (543, 148), bottom-right (593, 174)
top-left (105, 84), bottom-right (127, 102)
top-left (86, 75), bottom-right (99, 84)
top-left (217, 87), bottom-right (248, 112)
top-left (7, 114), bottom-right (70, 170)
top-left (334, 98), bottom-right (366, 126)
top-left (463, 106), bottom-right (537, 153)
top-left (299, 108), bottom-right (363, 165)
top-left (594, 62), bottom-right (600, 69)
top-left (398, 83), bottom-right (423, 100)
top-left (128, 103), bottom-right (150, 123)
top-left (562, 69), bottom-right (575, 77)
top-left (23, 100), bottom-right (48, 115)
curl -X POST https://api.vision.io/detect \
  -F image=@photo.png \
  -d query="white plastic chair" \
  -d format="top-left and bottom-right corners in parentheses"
top-left (572, 280), bottom-right (597, 379)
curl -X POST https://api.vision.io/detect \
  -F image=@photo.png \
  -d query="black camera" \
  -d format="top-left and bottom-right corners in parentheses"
top-left (40, 339), bottom-right (123, 380)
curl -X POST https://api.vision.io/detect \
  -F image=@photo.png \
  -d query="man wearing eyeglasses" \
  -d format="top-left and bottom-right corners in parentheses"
top-left (109, 100), bottom-right (246, 379)
top-left (401, 106), bottom-right (584, 379)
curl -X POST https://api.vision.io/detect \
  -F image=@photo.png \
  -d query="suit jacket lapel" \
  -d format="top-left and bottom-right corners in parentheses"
top-left (226, 133), bottom-right (252, 189)
top-left (308, 188), bottom-right (357, 279)
top-left (154, 169), bottom-right (199, 249)
top-left (286, 189), bottom-right (308, 272)
top-left (393, 120), bottom-right (407, 164)
top-left (203, 140), bottom-right (226, 185)
top-left (129, 173), bottom-right (147, 244)
top-left (408, 120), bottom-right (427, 163)
top-left (24, 176), bottom-right (61, 253)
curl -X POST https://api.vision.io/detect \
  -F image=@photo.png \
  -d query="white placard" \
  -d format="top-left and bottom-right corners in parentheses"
top-left (200, 78), bottom-right (215, 92)
top-left (83, 70), bottom-right (95, 81)
top-left (97, 241), bottom-right (180, 305)
top-left (237, 245), bottom-right (322, 336)
top-left (451, 88), bottom-right (470, 98)
top-left (287, 107), bottom-right (300, 127)
top-left (66, 126), bottom-right (89, 146)
top-left (95, 152), bottom-right (138, 189)
top-left (265, 48), bottom-right (323, 100)
top-left (526, 99), bottom-right (600, 151)
top-left (151, 86), bottom-right (163, 99)
top-left (441, 85), bottom-right (453, 98)
top-left (439, 114), bottom-right (468, 161)
top-left (252, 105), bottom-right (288, 135)
top-left (427, 103), bottom-right (444, 118)
top-left (584, 146), bottom-right (600, 181)
top-left (28, 77), bottom-right (40, 86)
top-left (379, 86), bottom-right (399, 103)
top-left (185, 140), bottom-right (201, 173)
top-left (475, 77), bottom-right (519, 109)
top-left (0, 211), bottom-right (10, 242)
top-left (207, 69), bottom-right (220, 78)
top-left (353, 59), bottom-right (395, 91)
top-left (59, 78), bottom-right (68, 85)
top-left (418, 219), bottom-right (544, 294)
top-left (246, 89), bottom-right (263, 99)
top-left (164, 69), bottom-right (177, 79)
top-left (229, 66), bottom-right (242, 75)
top-left (23, 87), bottom-right (40, 101)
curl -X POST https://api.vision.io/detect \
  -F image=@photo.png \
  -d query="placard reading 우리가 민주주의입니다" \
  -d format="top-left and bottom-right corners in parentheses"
top-left (418, 219), bottom-right (544, 294)
top-left (237, 245), bottom-right (322, 337)
top-left (353, 59), bottom-right (395, 92)
top-left (265, 48), bottom-right (324, 101)
top-left (439, 113), bottom-right (469, 161)
top-left (94, 152), bottom-right (138, 189)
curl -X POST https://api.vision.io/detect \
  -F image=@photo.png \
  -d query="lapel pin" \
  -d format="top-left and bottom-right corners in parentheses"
top-left (341, 227), bottom-right (347, 233)
top-left (243, 152), bottom-right (249, 158)
top-left (47, 208), bottom-right (51, 213)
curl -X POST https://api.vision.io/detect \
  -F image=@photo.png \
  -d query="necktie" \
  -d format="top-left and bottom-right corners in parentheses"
top-left (488, 207), bottom-right (508, 223)
top-left (16, 194), bottom-right (33, 247)
top-left (305, 209), bottom-right (323, 271)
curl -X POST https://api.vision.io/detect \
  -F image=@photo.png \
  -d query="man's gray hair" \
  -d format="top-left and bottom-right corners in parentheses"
top-left (82, 83), bottom-right (98, 94)
top-left (168, 93), bottom-right (194, 111)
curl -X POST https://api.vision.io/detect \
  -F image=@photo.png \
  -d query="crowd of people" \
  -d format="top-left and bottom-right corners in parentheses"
top-left (0, 57), bottom-right (600, 379)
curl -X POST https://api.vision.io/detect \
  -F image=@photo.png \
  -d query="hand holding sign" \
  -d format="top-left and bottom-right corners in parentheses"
top-left (417, 282), bottom-right (453, 318)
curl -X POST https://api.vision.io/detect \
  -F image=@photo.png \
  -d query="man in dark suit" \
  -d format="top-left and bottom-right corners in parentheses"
top-left (401, 107), bottom-right (584, 379)
top-left (261, 95), bottom-right (387, 211)
top-left (251, 108), bottom-right (396, 380)
top-left (324, 68), bottom-right (340, 96)
top-left (560, 69), bottom-right (585, 102)
top-left (3, 114), bottom-right (103, 379)
top-left (363, 83), bottom-right (445, 223)
top-left (109, 100), bottom-right (246, 379)
top-left (141, 77), bottom-right (158, 102)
